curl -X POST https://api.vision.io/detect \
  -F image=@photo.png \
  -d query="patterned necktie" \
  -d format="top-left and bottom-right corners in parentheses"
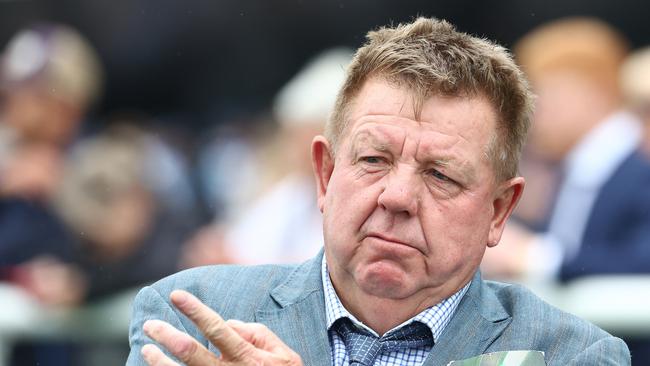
top-left (334, 318), bottom-right (434, 365)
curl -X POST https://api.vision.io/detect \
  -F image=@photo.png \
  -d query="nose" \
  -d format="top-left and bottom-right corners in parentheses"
top-left (377, 165), bottom-right (419, 216)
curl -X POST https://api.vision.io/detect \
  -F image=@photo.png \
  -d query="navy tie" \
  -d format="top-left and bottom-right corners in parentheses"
top-left (334, 318), bottom-right (434, 365)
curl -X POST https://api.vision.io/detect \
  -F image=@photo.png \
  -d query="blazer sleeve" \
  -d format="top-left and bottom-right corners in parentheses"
top-left (565, 336), bottom-right (631, 366)
top-left (126, 285), bottom-right (201, 365)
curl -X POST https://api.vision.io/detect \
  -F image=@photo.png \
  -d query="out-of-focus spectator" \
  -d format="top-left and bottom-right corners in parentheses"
top-left (0, 23), bottom-right (102, 147)
top-left (482, 17), bottom-right (650, 282)
top-left (5, 121), bottom-right (199, 365)
top-left (615, 47), bottom-right (650, 363)
top-left (51, 123), bottom-right (193, 300)
top-left (0, 23), bottom-right (103, 296)
top-left (0, 22), bottom-right (105, 366)
top-left (480, 21), bottom-right (650, 364)
top-left (183, 48), bottom-right (352, 267)
top-left (0, 23), bottom-right (102, 186)
top-left (196, 117), bottom-right (272, 222)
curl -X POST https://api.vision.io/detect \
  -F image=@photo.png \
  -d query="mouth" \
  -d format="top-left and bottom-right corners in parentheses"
top-left (368, 232), bottom-right (407, 244)
top-left (365, 232), bottom-right (420, 252)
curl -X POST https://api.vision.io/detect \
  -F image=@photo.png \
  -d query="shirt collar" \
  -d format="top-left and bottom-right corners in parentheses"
top-left (322, 255), bottom-right (470, 342)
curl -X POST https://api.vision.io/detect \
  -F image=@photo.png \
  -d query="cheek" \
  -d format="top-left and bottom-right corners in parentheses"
top-left (325, 168), bottom-right (380, 223)
top-left (421, 194), bottom-right (493, 258)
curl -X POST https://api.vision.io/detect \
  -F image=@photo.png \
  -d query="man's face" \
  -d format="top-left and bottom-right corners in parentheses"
top-left (312, 78), bottom-right (523, 306)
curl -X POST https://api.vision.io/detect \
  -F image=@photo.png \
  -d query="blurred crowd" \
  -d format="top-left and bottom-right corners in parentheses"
top-left (1, 16), bottom-right (650, 366)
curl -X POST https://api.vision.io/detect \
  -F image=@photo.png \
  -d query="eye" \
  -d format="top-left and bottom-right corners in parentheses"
top-left (426, 168), bottom-right (452, 182)
top-left (361, 156), bottom-right (384, 164)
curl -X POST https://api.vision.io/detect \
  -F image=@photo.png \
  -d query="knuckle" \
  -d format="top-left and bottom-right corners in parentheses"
top-left (229, 342), bottom-right (255, 360)
top-left (174, 338), bottom-right (198, 361)
top-left (203, 317), bottom-right (228, 340)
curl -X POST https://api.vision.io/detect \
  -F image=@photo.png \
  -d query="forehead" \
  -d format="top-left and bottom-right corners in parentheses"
top-left (343, 78), bottom-right (498, 152)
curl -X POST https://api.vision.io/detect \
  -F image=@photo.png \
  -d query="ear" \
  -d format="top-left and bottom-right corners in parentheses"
top-left (311, 135), bottom-right (335, 212)
top-left (487, 176), bottom-right (525, 247)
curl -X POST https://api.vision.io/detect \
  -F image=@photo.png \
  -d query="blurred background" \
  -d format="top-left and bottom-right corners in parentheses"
top-left (1, 0), bottom-right (650, 365)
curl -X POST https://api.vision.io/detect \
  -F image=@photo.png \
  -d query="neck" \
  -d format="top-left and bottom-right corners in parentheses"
top-left (343, 296), bottom-right (431, 336)
top-left (330, 273), bottom-right (469, 336)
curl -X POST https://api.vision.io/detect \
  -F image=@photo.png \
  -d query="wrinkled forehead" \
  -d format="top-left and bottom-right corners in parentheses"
top-left (340, 77), bottom-right (498, 136)
top-left (346, 81), bottom-right (496, 139)
top-left (349, 121), bottom-right (473, 149)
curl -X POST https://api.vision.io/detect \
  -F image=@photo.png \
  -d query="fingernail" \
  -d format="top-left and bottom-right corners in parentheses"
top-left (171, 290), bottom-right (188, 305)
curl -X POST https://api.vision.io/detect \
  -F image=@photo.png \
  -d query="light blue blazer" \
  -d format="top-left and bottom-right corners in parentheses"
top-left (126, 251), bottom-right (630, 365)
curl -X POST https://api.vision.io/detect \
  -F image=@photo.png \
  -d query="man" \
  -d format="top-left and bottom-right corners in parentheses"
top-left (482, 18), bottom-right (650, 282)
top-left (127, 17), bottom-right (630, 365)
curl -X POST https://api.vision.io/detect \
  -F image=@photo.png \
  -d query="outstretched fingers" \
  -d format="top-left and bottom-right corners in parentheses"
top-left (226, 320), bottom-right (286, 353)
top-left (170, 290), bottom-right (255, 362)
top-left (143, 319), bottom-right (220, 366)
top-left (226, 320), bottom-right (303, 363)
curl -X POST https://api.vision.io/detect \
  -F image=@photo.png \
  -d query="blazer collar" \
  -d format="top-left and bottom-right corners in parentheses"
top-left (256, 249), bottom-right (331, 365)
top-left (257, 253), bottom-right (511, 366)
top-left (422, 271), bottom-right (512, 365)
top-left (267, 250), bottom-right (325, 307)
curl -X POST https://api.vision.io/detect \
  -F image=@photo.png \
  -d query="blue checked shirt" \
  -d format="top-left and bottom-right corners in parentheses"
top-left (322, 257), bottom-right (470, 366)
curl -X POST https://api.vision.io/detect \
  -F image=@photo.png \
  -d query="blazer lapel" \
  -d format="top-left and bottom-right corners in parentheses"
top-left (422, 272), bottom-right (512, 366)
top-left (255, 250), bottom-right (332, 366)
top-left (253, 257), bottom-right (510, 366)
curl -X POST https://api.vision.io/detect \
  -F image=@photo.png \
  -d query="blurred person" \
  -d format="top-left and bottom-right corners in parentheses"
top-left (183, 48), bottom-right (352, 267)
top-left (481, 20), bottom-right (650, 365)
top-left (49, 122), bottom-right (196, 300)
top-left (481, 17), bottom-right (650, 282)
top-left (195, 117), bottom-right (273, 221)
top-left (7, 123), bottom-right (196, 366)
top-left (0, 23), bottom-right (103, 301)
top-left (612, 44), bottom-right (650, 366)
top-left (186, 120), bottom-right (269, 267)
top-left (129, 17), bottom-right (630, 366)
top-left (0, 22), bottom-right (106, 366)
top-left (0, 22), bottom-right (103, 198)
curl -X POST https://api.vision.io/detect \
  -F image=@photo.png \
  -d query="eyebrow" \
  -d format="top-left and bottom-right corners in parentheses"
top-left (428, 156), bottom-right (477, 183)
top-left (349, 130), bottom-right (392, 155)
top-left (350, 129), bottom-right (479, 183)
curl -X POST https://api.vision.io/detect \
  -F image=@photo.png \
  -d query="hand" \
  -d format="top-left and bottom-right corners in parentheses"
top-left (13, 256), bottom-right (87, 306)
top-left (141, 290), bottom-right (303, 365)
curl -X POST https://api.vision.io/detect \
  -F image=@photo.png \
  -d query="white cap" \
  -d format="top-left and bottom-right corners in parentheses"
top-left (273, 47), bottom-right (352, 128)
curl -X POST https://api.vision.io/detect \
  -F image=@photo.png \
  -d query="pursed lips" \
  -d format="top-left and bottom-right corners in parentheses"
top-left (364, 232), bottom-right (424, 254)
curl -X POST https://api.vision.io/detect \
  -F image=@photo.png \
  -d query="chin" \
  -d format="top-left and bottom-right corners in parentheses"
top-left (356, 261), bottom-right (414, 298)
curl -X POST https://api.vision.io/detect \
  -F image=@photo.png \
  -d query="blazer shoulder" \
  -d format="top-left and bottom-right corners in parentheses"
top-left (484, 280), bottom-right (630, 364)
top-left (485, 280), bottom-right (609, 336)
top-left (147, 263), bottom-right (299, 319)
